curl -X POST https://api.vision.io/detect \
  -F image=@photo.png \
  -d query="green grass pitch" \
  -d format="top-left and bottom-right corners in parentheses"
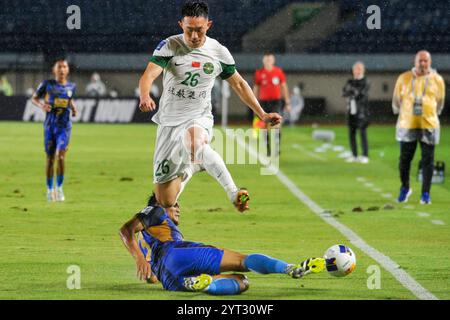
top-left (0, 122), bottom-right (449, 300)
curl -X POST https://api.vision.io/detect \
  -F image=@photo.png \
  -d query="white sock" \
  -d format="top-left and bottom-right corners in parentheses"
top-left (196, 144), bottom-right (238, 202)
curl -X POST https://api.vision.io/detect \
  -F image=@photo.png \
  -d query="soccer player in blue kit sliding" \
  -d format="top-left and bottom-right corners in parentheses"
top-left (119, 194), bottom-right (326, 295)
top-left (32, 59), bottom-right (77, 202)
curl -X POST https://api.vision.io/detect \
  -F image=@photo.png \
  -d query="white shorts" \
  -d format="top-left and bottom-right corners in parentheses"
top-left (153, 117), bottom-right (214, 184)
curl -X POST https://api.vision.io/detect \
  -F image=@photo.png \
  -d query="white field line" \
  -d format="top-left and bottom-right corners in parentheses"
top-left (230, 132), bottom-right (438, 300)
top-left (291, 144), bottom-right (327, 162)
top-left (417, 212), bottom-right (431, 218)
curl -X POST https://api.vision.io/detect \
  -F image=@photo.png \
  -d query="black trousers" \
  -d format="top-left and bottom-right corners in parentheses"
top-left (399, 141), bottom-right (435, 194)
top-left (260, 100), bottom-right (283, 156)
top-left (348, 116), bottom-right (368, 157)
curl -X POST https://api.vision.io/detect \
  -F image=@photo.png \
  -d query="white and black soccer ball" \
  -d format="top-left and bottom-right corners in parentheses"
top-left (324, 244), bottom-right (356, 277)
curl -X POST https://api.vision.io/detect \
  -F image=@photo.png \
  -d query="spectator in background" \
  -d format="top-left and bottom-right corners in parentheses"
top-left (0, 75), bottom-right (13, 96)
top-left (151, 83), bottom-right (160, 98)
top-left (85, 72), bottom-right (107, 97)
top-left (393, 50), bottom-right (445, 205)
top-left (253, 53), bottom-right (290, 156)
top-left (342, 61), bottom-right (370, 164)
top-left (26, 88), bottom-right (35, 97)
top-left (109, 89), bottom-right (119, 98)
top-left (284, 85), bottom-right (304, 126)
top-left (135, 84), bottom-right (160, 98)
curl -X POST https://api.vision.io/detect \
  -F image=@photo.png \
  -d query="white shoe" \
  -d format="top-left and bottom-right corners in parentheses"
top-left (56, 187), bottom-right (65, 202)
top-left (47, 189), bottom-right (55, 202)
top-left (346, 156), bottom-right (357, 163)
top-left (358, 156), bottom-right (369, 164)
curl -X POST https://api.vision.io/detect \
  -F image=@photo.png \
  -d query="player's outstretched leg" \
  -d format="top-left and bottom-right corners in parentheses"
top-left (223, 251), bottom-right (326, 279)
top-left (155, 178), bottom-right (182, 208)
top-left (186, 126), bottom-right (250, 212)
top-left (184, 274), bottom-right (249, 295)
top-left (184, 250), bottom-right (325, 295)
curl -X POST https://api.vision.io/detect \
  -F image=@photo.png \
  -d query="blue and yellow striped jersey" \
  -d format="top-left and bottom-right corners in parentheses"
top-left (35, 79), bottom-right (76, 128)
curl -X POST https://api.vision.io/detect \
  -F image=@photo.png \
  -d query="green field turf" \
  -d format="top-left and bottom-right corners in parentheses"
top-left (0, 122), bottom-right (448, 300)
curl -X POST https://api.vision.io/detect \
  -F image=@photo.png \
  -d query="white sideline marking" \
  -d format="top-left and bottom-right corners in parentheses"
top-left (431, 220), bottom-right (445, 226)
top-left (231, 132), bottom-right (438, 300)
top-left (382, 193), bottom-right (393, 199)
top-left (417, 212), bottom-right (431, 218)
top-left (291, 144), bottom-right (327, 162)
top-left (364, 182), bottom-right (374, 188)
top-left (403, 205), bottom-right (415, 210)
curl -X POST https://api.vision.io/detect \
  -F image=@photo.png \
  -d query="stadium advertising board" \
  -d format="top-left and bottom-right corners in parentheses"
top-left (0, 96), bottom-right (156, 123)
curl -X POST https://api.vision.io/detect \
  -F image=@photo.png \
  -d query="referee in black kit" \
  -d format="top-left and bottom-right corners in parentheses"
top-left (343, 61), bottom-right (371, 164)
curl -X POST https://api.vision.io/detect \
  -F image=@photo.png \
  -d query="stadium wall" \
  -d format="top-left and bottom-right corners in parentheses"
top-left (3, 70), bottom-right (448, 120)
top-left (1, 53), bottom-right (449, 120)
top-left (0, 96), bottom-right (156, 123)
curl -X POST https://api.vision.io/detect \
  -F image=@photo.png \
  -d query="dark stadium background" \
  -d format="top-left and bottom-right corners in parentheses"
top-left (0, 0), bottom-right (449, 123)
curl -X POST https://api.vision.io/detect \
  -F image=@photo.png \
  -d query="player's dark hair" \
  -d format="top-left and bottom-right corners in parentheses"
top-left (263, 52), bottom-right (275, 57)
top-left (147, 193), bottom-right (158, 207)
top-left (53, 58), bottom-right (68, 67)
top-left (182, 0), bottom-right (209, 19)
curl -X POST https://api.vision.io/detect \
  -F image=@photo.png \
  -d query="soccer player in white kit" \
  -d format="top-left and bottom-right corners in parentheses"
top-left (139, 1), bottom-right (282, 211)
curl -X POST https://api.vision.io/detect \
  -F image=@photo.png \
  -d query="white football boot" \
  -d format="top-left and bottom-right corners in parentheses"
top-left (47, 189), bottom-right (55, 202)
top-left (56, 187), bottom-right (65, 202)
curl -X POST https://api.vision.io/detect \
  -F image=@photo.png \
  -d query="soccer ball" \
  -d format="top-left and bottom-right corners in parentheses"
top-left (324, 244), bottom-right (356, 277)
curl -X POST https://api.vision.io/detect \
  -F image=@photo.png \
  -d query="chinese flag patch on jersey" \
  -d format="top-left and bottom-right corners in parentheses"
top-left (192, 61), bottom-right (201, 68)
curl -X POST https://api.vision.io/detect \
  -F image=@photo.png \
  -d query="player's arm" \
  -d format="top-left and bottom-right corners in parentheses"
top-left (31, 81), bottom-right (51, 112)
top-left (437, 75), bottom-right (446, 116)
top-left (138, 62), bottom-right (163, 112)
top-left (252, 84), bottom-right (259, 100)
top-left (279, 69), bottom-right (290, 111)
top-left (281, 81), bottom-right (291, 112)
top-left (69, 99), bottom-right (77, 117)
top-left (227, 72), bottom-right (282, 126)
top-left (119, 217), bottom-right (152, 281)
top-left (392, 75), bottom-right (403, 115)
top-left (31, 95), bottom-right (51, 112)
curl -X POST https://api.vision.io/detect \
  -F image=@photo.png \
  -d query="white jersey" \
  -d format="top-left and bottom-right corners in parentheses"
top-left (150, 34), bottom-right (236, 126)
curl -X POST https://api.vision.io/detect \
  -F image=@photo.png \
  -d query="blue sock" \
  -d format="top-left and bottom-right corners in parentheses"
top-left (56, 175), bottom-right (64, 188)
top-left (46, 177), bottom-right (54, 190)
top-left (205, 278), bottom-right (241, 295)
top-left (244, 254), bottom-right (289, 274)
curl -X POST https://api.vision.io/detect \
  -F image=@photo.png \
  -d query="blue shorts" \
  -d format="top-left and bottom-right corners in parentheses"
top-left (156, 242), bottom-right (224, 291)
top-left (44, 125), bottom-right (71, 155)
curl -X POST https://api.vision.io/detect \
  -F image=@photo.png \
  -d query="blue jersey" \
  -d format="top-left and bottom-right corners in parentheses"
top-left (35, 79), bottom-right (76, 129)
top-left (136, 206), bottom-right (223, 291)
top-left (136, 206), bottom-right (184, 274)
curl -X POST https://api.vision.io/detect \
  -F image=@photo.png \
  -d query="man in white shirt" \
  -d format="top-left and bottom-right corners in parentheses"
top-left (85, 72), bottom-right (107, 97)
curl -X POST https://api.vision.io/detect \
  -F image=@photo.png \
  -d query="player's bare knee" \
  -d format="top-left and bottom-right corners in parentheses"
top-left (56, 152), bottom-right (65, 162)
top-left (156, 193), bottom-right (177, 208)
top-left (184, 127), bottom-right (207, 161)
